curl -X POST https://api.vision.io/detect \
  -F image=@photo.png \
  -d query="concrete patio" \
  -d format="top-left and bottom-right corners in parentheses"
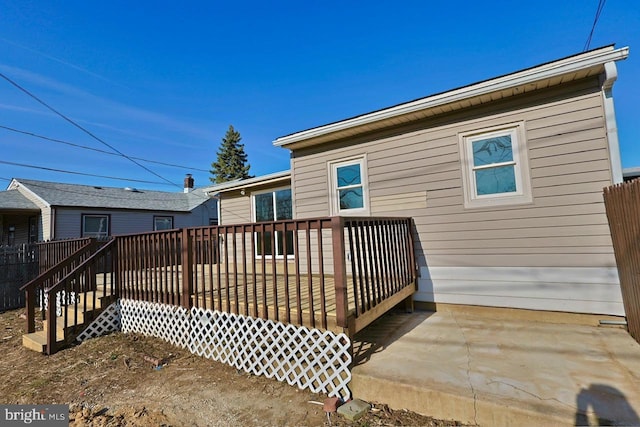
top-left (350, 306), bottom-right (640, 426)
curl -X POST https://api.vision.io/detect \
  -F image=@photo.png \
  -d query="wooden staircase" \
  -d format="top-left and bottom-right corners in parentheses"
top-left (22, 287), bottom-right (116, 353)
top-left (21, 239), bottom-right (118, 354)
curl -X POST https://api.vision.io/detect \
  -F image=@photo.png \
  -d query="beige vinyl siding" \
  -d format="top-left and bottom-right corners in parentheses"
top-left (292, 78), bottom-right (614, 265)
top-left (40, 207), bottom-right (52, 240)
top-left (219, 192), bottom-right (252, 225)
top-left (13, 186), bottom-right (51, 240)
top-left (289, 77), bottom-right (622, 314)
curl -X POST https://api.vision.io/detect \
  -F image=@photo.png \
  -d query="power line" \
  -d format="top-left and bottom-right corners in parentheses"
top-left (0, 71), bottom-right (181, 189)
top-left (0, 125), bottom-right (210, 172)
top-left (0, 160), bottom-right (174, 185)
top-left (584, 0), bottom-right (606, 51)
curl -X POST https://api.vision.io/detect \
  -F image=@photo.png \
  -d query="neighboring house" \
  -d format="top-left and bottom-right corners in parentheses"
top-left (0, 175), bottom-right (217, 244)
top-left (263, 45), bottom-right (629, 317)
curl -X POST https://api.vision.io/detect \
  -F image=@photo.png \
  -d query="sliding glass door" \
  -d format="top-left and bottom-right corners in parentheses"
top-left (254, 188), bottom-right (293, 257)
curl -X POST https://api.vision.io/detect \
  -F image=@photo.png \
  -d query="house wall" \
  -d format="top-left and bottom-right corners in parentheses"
top-left (218, 181), bottom-right (292, 226)
top-left (219, 190), bottom-right (252, 225)
top-left (11, 185), bottom-right (50, 241)
top-left (182, 200), bottom-right (218, 227)
top-left (53, 206), bottom-right (216, 239)
top-left (289, 76), bottom-right (624, 316)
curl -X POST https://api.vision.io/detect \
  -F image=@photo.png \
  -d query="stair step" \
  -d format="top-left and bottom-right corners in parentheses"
top-left (43, 314), bottom-right (86, 336)
top-left (78, 290), bottom-right (105, 304)
top-left (22, 331), bottom-right (64, 353)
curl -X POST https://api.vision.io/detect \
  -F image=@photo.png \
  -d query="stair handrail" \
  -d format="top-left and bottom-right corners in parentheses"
top-left (21, 238), bottom-right (98, 335)
top-left (43, 238), bottom-right (117, 354)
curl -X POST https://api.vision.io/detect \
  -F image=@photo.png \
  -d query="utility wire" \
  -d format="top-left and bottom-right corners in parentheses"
top-left (0, 160), bottom-right (174, 185)
top-left (584, 0), bottom-right (606, 51)
top-left (0, 125), bottom-right (210, 172)
top-left (0, 71), bottom-right (181, 189)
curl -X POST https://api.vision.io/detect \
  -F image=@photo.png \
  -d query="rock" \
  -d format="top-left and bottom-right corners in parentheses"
top-left (337, 399), bottom-right (370, 421)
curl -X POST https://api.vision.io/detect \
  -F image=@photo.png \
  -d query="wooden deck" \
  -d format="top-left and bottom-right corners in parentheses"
top-left (24, 217), bottom-right (417, 354)
top-left (191, 273), bottom-right (349, 332)
top-left (117, 263), bottom-right (415, 335)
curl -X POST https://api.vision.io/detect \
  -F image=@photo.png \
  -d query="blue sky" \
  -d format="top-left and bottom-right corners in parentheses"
top-left (1, 1), bottom-right (638, 192)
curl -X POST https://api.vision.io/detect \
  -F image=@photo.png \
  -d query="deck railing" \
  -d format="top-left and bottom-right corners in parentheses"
top-left (113, 216), bottom-right (416, 335)
top-left (342, 217), bottom-right (417, 333)
top-left (36, 237), bottom-right (94, 273)
top-left (28, 216), bottom-right (416, 347)
top-left (42, 239), bottom-right (117, 354)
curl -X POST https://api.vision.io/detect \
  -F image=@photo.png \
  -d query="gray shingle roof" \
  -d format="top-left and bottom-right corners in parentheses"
top-left (0, 189), bottom-right (40, 210)
top-left (12, 179), bottom-right (210, 212)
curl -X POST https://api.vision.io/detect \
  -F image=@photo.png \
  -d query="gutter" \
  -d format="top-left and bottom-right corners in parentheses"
top-left (273, 46), bottom-right (629, 147)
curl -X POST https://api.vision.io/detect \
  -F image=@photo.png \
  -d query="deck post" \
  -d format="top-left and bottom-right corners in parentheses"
top-left (25, 287), bottom-right (35, 333)
top-left (45, 289), bottom-right (56, 355)
top-left (181, 228), bottom-right (193, 309)
top-left (331, 216), bottom-right (350, 332)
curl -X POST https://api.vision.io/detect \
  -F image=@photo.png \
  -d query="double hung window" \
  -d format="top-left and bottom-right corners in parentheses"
top-left (459, 123), bottom-right (532, 208)
top-left (329, 157), bottom-right (368, 215)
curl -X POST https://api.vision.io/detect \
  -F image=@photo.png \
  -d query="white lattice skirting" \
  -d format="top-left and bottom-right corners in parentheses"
top-left (82, 299), bottom-right (352, 399)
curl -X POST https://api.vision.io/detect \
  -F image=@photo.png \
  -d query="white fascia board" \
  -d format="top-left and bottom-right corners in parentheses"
top-left (9, 179), bottom-right (51, 208)
top-left (204, 170), bottom-right (291, 195)
top-left (273, 46), bottom-right (629, 147)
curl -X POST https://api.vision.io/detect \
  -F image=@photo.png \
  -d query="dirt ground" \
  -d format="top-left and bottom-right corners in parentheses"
top-left (0, 308), bottom-right (467, 426)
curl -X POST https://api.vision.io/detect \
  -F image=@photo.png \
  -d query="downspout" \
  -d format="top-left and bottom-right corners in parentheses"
top-left (601, 61), bottom-right (623, 184)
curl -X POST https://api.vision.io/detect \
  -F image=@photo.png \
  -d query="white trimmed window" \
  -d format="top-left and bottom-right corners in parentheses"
top-left (82, 214), bottom-right (109, 238)
top-left (329, 157), bottom-right (369, 215)
top-left (459, 123), bottom-right (532, 208)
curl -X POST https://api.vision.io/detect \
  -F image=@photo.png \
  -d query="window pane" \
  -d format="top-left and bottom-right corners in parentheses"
top-left (339, 188), bottom-right (364, 209)
top-left (475, 165), bottom-right (517, 195)
top-left (255, 193), bottom-right (274, 222)
top-left (154, 217), bottom-right (173, 230)
top-left (275, 189), bottom-right (292, 220)
top-left (276, 230), bottom-right (294, 256)
top-left (84, 216), bottom-right (108, 237)
top-left (256, 231), bottom-right (273, 256)
top-left (472, 135), bottom-right (513, 167)
top-left (337, 164), bottom-right (361, 187)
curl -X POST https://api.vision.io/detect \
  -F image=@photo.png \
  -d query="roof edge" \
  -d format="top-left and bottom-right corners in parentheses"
top-left (273, 45), bottom-right (629, 148)
top-left (9, 178), bottom-right (51, 208)
top-left (204, 170), bottom-right (291, 194)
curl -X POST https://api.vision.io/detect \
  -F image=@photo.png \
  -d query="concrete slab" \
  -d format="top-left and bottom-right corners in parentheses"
top-left (350, 308), bottom-right (640, 426)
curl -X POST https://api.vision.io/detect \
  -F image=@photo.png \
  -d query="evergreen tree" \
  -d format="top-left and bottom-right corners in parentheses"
top-left (210, 125), bottom-right (252, 184)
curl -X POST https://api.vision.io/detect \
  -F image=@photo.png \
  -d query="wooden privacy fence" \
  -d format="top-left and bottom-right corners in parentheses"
top-left (604, 180), bottom-right (640, 343)
top-left (115, 216), bottom-right (417, 335)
